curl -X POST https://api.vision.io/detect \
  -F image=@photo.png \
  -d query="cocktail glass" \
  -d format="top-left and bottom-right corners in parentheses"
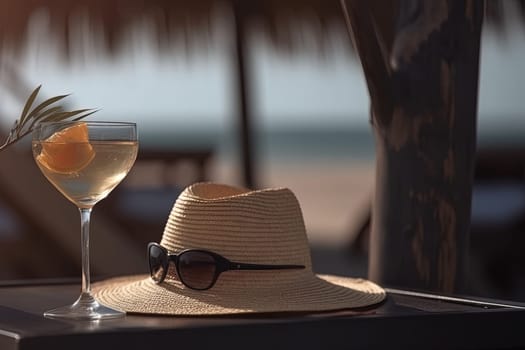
top-left (32, 121), bottom-right (138, 320)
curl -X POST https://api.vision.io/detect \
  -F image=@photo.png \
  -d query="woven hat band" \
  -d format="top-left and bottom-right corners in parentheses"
top-left (160, 183), bottom-right (312, 269)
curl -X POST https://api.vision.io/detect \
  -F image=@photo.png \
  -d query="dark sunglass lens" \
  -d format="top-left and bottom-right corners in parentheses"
top-left (178, 251), bottom-right (217, 290)
top-left (148, 245), bottom-right (167, 283)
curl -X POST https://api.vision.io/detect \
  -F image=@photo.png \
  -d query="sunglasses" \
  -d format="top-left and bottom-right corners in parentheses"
top-left (148, 242), bottom-right (305, 290)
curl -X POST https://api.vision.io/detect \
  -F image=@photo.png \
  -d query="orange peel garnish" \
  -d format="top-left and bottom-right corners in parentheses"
top-left (37, 123), bottom-right (95, 173)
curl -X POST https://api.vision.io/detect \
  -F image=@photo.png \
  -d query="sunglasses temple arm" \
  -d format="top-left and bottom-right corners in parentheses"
top-left (228, 262), bottom-right (305, 271)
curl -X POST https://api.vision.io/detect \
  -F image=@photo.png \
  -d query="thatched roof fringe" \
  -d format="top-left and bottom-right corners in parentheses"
top-left (0, 0), bottom-right (350, 59)
top-left (0, 0), bottom-right (523, 60)
top-left (0, 0), bottom-right (222, 57)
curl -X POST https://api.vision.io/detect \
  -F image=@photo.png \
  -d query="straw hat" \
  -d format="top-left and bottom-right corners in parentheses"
top-left (93, 183), bottom-right (385, 315)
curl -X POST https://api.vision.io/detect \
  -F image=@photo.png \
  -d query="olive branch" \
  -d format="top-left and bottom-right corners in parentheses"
top-left (0, 85), bottom-right (96, 151)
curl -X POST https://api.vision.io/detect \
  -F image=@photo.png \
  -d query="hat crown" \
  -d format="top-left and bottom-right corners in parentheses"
top-left (160, 183), bottom-right (312, 270)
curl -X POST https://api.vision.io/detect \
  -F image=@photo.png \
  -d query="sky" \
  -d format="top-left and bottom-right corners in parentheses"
top-left (0, 9), bottom-right (524, 135)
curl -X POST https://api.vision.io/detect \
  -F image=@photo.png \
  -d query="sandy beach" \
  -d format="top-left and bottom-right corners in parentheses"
top-left (209, 158), bottom-right (375, 247)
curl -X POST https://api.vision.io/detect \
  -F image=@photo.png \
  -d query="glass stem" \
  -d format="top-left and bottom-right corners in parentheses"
top-left (79, 207), bottom-right (93, 295)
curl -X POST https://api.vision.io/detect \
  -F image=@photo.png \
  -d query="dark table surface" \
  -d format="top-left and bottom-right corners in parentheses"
top-left (1, 280), bottom-right (525, 350)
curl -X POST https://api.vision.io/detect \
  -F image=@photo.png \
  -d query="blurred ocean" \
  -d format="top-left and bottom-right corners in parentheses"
top-left (137, 118), bottom-right (525, 164)
top-left (139, 125), bottom-right (375, 163)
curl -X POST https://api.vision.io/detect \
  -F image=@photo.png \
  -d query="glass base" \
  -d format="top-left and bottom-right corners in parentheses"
top-left (44, 292), bottom-right (125, 321)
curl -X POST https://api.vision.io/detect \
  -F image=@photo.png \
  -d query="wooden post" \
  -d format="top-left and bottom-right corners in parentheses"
top-left (343, 0), bottom-right (484, 293)
top-left (232, 0), bottom-right (256, 189)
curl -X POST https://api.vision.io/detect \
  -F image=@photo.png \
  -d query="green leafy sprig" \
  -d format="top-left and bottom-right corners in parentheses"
top-left (0, 85), bottom-right (96, 151)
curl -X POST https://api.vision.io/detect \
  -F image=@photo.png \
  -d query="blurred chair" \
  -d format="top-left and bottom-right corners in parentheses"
top-left (99, 148), bottom-right (214, 251)
top-left (0, 144), bottom-right (214, 280)
top-left (468, 148), bottom-right (525, 300)
top-left (0, 145), bottom-right (144, 280)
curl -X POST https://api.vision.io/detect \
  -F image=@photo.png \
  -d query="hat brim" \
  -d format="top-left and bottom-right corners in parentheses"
top-left (93, 274), bottom-right (386, 315)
